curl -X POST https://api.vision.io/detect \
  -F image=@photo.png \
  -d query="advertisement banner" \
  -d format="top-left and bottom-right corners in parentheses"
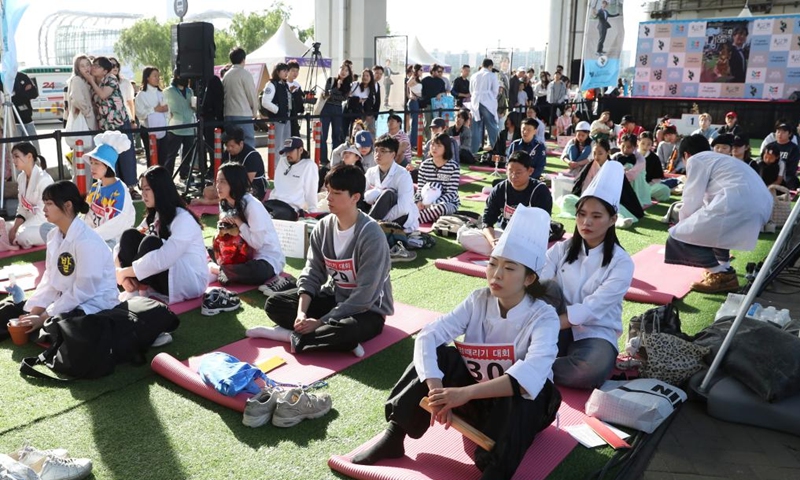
top-left (581, 0), bottom-right (625, 91)
top-left (634, 15), bottom-right (800, 100)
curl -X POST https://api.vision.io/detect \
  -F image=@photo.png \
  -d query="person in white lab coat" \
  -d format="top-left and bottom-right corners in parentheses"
top-left (362, 134), bottom-right (419, 233)
top-left (83, 131), bottom-right (136, 249)
top-left (114, 166), bottom-right (208, 304)
top-left (4, 143), bottom-right (54, 250)
top-left (13, 181), bottom-right (119, 336)
top-left (540, 161), bottom-right (634, 389)
top-left (352, 206), bottom-right (561, 480)
top-left (665, 134), bottom-right (772, 293)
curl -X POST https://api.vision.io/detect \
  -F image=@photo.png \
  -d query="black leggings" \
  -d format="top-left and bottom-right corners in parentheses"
top-left (385, 345), bottom-right (560, 479)
top-left (117, 229), bottom-right (170, 296)
top-left (264, 290), bottom-right (385, 353)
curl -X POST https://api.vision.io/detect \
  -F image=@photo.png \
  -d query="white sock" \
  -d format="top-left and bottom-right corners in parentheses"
top-left (246, 326), bottom-right (292, 343)
top-left (352, 344), bottom-right (365, 358)
top-left (718, 261), bottom-right (731, 271)
top-left (707, 264), bottom-right (727, 274)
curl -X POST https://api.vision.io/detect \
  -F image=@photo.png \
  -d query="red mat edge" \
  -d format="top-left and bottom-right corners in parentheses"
top-left (0, 245), bottom-right (46, 260)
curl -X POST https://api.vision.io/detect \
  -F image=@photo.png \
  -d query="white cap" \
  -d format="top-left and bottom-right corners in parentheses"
top-left (580, 161), bottom-right (624, 211)
top-left (491, 206), bottom-right (550, 273)
top-left (576, 121), bottom-right (591, 132)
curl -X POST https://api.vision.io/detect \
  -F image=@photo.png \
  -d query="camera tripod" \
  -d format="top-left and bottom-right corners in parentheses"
top-left (173, 77), bottom-right (212, 198)
top-left (302, 42), bottom-right (330, 101)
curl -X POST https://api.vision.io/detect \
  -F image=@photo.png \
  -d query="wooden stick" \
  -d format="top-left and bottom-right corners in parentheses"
top-left (419, 396), bottom-right (495, 451)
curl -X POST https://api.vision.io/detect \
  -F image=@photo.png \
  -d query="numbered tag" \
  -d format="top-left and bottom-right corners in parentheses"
top-left (324, 257), bottom-right (357, 289)
top-left (454, 340), bottom-right (515, 383)
top-left (502, 204), bottom-right (516, 221)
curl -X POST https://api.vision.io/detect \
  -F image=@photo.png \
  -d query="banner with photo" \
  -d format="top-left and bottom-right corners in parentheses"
top-left (375, 35), bottom-right (409, 110)
top-left (581, 0), bottom-right (625, 91)
top-left (633, 15), bottom-right (800, 100)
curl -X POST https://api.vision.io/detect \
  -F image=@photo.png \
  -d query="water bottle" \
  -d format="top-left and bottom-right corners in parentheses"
top-left (715, 293), bottom-right (745, 321)
top-left (774, 309), bottom-right (792, 328)
top-left (761, 306), bottom-right (777, 324)
top-left (747, 302), bottom-right (763, 321)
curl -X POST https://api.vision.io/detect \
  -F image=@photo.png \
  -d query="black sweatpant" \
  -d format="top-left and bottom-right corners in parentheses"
top-left (117, 229), bottom-right (170, 296)
top-left (385, 345), bottom-right (560, 480)
top-left (264, 290), bottom-right (385, 353)
top-left (208, 247), bottom-right (275, 285)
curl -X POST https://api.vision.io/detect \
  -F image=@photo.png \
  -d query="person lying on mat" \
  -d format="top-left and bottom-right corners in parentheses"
top-left (208, 163), bottom-right (286, 288)
top-left (248, 164), bottom-right (393, 357)
top-left (558, 138), bottom-right (643, 229)
top-left (539, 162), bottom-right (634, 389)
top-left (459, 151), bottom-right (552, 256)
top-left (507, 118), bottom-right (546, 180)
top-left (413, 133), bottom-right (461, 225)
top-left (263, 136), bottom-right (320, 221)
top-left (114, 166), bottom-right (208, 304)
top-left (362, 134), bottom-right (419, 233)
top-left (664, 134), bottom-right (772, 294)
top-left (83, 131), bottom-right (136, 249)
top-left (352, 206), bottom-right (560, 480)
top-left (2, 142), bottom-right (54, 251)
top-left (12, 181), bottom-right (119, 336)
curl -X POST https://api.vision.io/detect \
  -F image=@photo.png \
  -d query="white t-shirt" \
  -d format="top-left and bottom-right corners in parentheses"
top-left (333, 223), bottom-right (355, 259)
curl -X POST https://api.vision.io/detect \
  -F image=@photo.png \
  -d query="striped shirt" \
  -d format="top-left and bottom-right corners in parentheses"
top-left (391, 129), bottom-right (413, 166)
top-left (413, 158), bottom-right (461, 207)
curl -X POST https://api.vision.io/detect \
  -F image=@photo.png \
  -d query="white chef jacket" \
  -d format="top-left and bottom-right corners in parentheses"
top-left (16, 165), bottom-right (53, 225)
top-left (270, 156), bottom-right (319, 212)
top-left (468, 68), bottom-right (499, 124)
top-left (129, 208), bottom-right (208, 304)
top-left (414, 288), bottom-right (559, 400)
top-left (237, 193), bottom-right (286, 274)
top-left (539, 239), bottom-right (634, 351)
top-left (669, 151), bottom-right (772, 251)
top-left (25, 219), bottom-right (119, 316)
top-left (364, 162), bottom-right (419, 233)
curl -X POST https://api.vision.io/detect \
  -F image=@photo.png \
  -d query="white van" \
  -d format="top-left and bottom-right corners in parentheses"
top-left (19, 66), bottom-right (71, 123)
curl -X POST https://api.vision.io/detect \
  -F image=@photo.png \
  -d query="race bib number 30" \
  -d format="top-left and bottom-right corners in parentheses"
top-left (324, 257), bottom-right (357, 289)
top-left (454, 341), bottom-right (515, 383)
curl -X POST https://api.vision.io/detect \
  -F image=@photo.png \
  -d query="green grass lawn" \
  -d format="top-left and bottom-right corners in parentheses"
top-left (0, 152), bottom-right (776, 479)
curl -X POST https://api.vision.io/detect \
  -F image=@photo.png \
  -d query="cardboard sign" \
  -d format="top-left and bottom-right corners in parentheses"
top-left (273, 219), bottom-right (309, 259)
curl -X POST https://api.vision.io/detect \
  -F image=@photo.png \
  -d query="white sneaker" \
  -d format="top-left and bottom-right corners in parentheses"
top-left (151, 332), bottom-right (173, 348)
top-left (242, 386), bottom-right (279, 428)
top-left (272, 388), bottom-right (333, 428)
top-left (615, 217), bottom-right (634, 229)
top-left (389, 242), bottom-right (417, 263)
top-left (351, 344), bottom-right (365, 358)
top-left (31, 455), bottom-right (93, 480)
top-left (10, 444), bottom-right (68, 467)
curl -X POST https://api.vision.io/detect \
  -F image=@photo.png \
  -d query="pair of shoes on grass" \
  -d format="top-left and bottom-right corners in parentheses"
top-left (242, 386), bottom-right (332, 428)
top-left (691, 269), bottom-right (739, 294)
top-left (8, 443), bottom-right (92, 480)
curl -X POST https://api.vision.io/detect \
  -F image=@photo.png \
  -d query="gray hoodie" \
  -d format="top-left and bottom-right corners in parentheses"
top-left (297, 211), bottom-right (393, 323)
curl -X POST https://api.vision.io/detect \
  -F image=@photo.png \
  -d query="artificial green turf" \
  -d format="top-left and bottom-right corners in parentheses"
top-left (0, 153), bottom-right (777, 479)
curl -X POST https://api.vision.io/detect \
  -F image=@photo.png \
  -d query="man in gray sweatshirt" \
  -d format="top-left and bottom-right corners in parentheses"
top-left (255, 164), bottom-right (394, 357)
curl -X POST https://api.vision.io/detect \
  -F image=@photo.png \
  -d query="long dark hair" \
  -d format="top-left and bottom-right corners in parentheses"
top-left (141, 66), bottom-right (160, 91)
top-left (42, 181), bottom-right (89, 217)
top-left (141, 166), bottom-right (200, 239)
top-left (271, 62), bottom-right (289, 82)
top-left (358, 69), bottom-right (375, 95)
top-left (12, 142), bottom-right (47, 170)
top-left (218, 163), bottom-right (251, 225)
top-left (523, 268), bottom-right (548, 299)
top-left (565, 196), bottom-right (621, 267)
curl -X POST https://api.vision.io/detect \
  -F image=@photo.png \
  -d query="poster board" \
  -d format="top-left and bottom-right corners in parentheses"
top-left (272, 219), bottom-right (309, 259)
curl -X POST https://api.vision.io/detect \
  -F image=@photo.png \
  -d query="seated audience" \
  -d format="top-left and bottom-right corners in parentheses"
top-left (414, 133), bottom-right (461, 224)
top-left (4, 143), bottom-right (54, 250)
top-left (265, 137), bottom-right (320, 220)
top-left (508, 118), bottom-right (547, 179)
top-left (363, 135), bottom-right (419, 232)
top-left (560, 121), bottom-right (592, 176)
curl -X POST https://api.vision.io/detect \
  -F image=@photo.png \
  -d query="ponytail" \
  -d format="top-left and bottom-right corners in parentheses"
top-left (523, 269), bottom-right (548, 299)
top-left (11, 142), bottom-right (46, 170)
top-left (37, 155), bottom-right (47, 171)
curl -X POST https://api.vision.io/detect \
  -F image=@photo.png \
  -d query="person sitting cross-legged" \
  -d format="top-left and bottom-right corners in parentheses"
top-left (363, 134), bottom-right (419, 232)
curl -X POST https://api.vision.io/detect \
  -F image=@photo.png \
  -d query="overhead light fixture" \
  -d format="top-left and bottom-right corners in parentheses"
top-left (738, 1), bottom-right (753, 17)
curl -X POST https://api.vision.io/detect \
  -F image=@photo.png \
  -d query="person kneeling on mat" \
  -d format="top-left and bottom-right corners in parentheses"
top-left (539, 162), bottom-right (634, 389)
top-left (264, 137), bottom-right (319, 221)
top-left (352, 206), bottom-right (561, 480)
top-left (459, 150), bottom-right (552, 256)
top-left (248, 164), bottom-right (393, 357)
top-left (9, 181), bottom-right (119, 339)
top-left (362, 134), bottom-right (419, 232)
top-left (664, 134), bottom-right (772, 293)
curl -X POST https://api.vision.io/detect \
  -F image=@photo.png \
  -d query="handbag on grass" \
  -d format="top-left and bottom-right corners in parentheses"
top-left (585, 378), bottom-right (686, 433)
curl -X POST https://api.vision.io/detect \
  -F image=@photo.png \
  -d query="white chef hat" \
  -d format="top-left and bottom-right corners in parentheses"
top-left (491, 205), bottom-right (550, 273)
top-left (580, 161), bottom-right (624, 212)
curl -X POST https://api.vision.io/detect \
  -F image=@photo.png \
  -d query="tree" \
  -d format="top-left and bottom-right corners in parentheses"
top-left (214, 30), bottom-right (237, 66)
top-left (297, 25), bottom-right (314, 44)
top-left (228, 1), bottom-right (291, 54)
top-left (114, 17), bottom-right (175, 81)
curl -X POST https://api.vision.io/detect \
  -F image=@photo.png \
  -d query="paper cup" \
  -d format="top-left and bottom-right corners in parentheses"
top-left (7, 322), bottom-right (28, 346)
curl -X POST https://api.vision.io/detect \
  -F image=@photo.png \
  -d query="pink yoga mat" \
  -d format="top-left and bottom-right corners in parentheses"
top-left (459, 174), bottom-right (483, 186)
top-left (168, 282), bottom-right (259, 315)
top-left (0, 261), bottom-right (45, 292)
top-left (188, 204), bottom-right (219, 217)
top-left (468, 165), bottom-right (506, 174)
top-left (151, 302), bottom-right (441, 412)
top-left (435, 235), bottom-right (572, 279)
top-left (0, 245), bottom-right (46, 260)
top-left (418, 223), bottom-right (432, 234)
top-left (626, 244), bottom-right (705, 305)
top-left (328, 387), bottom-right (590, 480)
top-left (463, 192), bottom-right (489, 203)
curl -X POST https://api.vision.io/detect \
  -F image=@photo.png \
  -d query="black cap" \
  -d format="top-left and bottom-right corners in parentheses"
top-left (621, 114), bottom-right (635, 124)
top-left (279, 137), bottom-right (304, 154)
top-left (711, 134), bottom-right (734, 147)
top-left (732, 136), bottom-right (748, 147)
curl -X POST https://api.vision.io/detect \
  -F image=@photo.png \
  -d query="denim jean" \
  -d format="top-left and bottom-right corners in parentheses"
top-left (407, 99), bottom-right (420, 149)
top-left (225, 116), bottom-right (255, 148)
top-left (320, 102), bottom-right (344, 164)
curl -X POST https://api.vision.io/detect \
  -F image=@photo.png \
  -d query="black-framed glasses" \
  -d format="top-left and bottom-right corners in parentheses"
top-left (375, 148), bottom-right (393, 155)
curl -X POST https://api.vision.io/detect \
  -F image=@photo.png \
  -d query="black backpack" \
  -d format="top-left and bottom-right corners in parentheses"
top-left (20, 297), bottom-right (180, 381)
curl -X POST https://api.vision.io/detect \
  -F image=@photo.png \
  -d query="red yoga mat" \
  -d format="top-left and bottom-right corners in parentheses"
top-left (0, 261), bottom-right (45, 292)
top-left (0, 245), bottom-right (46, 260)
top-left (168, 282), bottom-right (260, 315)
top-left (626, 244), bottom-right (705, 305)
top-left (435, 235), bottom-right (572, 279)
top-left (328, 387), bottom-right (591, 480)
top-left (463, 192), bottom-right (489, 203)
top-left (468, 165), bottom-right (506, 174)
top-left (188, 204), bottom-right (219, 217)
top-left (150, 303), bottom-right (441, 412)
top-left (418, 223), bottom-right (433, 234)
top-left (459, 174), bottom-right (483, 186)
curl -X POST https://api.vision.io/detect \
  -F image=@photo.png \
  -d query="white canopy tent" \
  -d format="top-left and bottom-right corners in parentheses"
top-left (407, 36), bottom-right (450, 73)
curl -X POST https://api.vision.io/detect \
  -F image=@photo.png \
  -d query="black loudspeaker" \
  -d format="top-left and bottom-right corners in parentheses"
top-left (789, 91), bottom-right (800, 102)
top-left (174, 22), bottom-right (215, 78)
top-left (570, 59), bottom-right (582, 86)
